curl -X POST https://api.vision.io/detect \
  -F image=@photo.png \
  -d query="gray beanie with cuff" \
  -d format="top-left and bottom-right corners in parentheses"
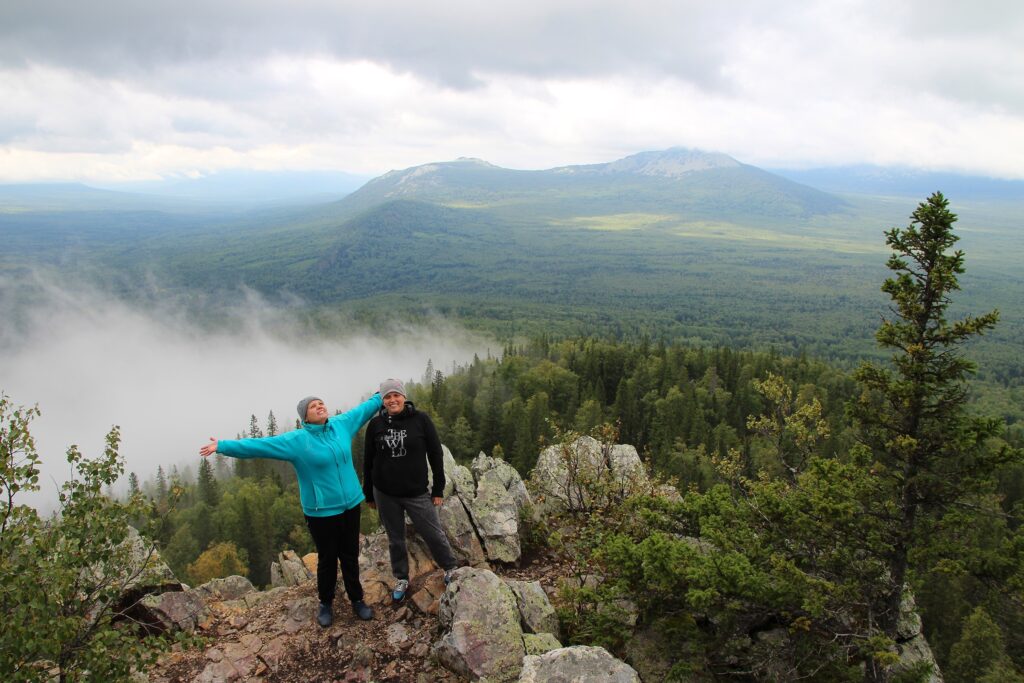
top-left (296, 396), bottom-right (323, 422)
top-left (379, 379), bottom-right (406, 398)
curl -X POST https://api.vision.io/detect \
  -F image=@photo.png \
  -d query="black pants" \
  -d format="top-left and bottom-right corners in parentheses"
top-left (305, 506), bottom-right (363, 605)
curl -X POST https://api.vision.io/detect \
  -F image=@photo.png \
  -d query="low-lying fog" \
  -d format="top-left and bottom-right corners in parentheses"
top-left (0, 276), bottom-right (488, 512)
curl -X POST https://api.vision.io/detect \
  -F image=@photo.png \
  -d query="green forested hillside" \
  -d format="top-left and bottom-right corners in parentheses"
top-left (2, 150), bottom-right (1022, 420)
top-left (131, 330), bottom-right (1023, 678)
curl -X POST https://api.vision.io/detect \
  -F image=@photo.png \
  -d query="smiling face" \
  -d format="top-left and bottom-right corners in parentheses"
top-left (304, 399), bottom-right (329, 425)
top-left (382, 391), bottom-right (406, 416)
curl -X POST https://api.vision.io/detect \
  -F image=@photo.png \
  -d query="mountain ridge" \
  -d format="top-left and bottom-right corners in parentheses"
top-left (339, 147), bottom-right (846, 220)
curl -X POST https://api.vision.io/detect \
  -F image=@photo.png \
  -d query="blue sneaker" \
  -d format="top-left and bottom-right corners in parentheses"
top-left (392, 579), bottom-right (409, 602)
top-left (317, 602), bottom-right (333, 627)
top-left (444, 569), bottom-right (455, 585)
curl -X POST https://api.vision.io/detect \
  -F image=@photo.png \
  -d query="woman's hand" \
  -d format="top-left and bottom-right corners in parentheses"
top-left (199, 438), bottom-right (218, 457)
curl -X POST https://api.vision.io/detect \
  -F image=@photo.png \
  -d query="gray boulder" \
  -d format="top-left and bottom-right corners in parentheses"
top-left (895, 589), bottom-right (944, 682)
top-left (518, 645), bottom-right (641, 683)
top-left (472, 452), bottom-right (533, 513)
top-left (505, 579), bottom-right (559, 637)
top-left (358, 530), bottom-right (440, 604)
top-left (464, 468), bottom-right (521, 563)
top-left (522, 632), bottom-right (562, 656)
top-left (434, 567), bottom-right (526, 682)
top-left (193, 575), bottom-right (256, 603)
top-left (438, 495), bottom-right (488, 566)
top-left (270, 550), bottom-right (313, 588)
top-left (531, 436), bottom-right (649, 514)
top-left (121, 526), bottom-right (182, 592)
top-left (139, 589), bottom-right (208, 633)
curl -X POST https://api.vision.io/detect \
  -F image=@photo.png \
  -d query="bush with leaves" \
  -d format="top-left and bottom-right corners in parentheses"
top-left (1, 393), bottom-right (168, 682)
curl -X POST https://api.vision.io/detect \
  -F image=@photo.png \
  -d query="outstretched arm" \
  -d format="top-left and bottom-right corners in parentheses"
top-left (206, 432), bottom-right (299, 461)
top-left (332, 393), bottom-right (384, 433)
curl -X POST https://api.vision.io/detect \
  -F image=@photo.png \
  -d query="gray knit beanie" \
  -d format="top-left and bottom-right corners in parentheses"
top-left (379, 379), bottom-right (406, 398)
top-left (296, 396), bottom-right (323, 422)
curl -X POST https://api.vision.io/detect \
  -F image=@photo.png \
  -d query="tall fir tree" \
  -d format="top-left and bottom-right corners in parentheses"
top-left (155, 465), bottom-right (168, 507)
top-left (127, 471), bottom-right (140, 498)
top-left (849, 192), bottom-right (1010, 680)
top-left (197, 457), bottom-right (219, 507)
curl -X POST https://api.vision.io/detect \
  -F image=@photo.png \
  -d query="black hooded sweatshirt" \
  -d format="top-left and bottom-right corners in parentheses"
top-left (362, 401), bottom-right (445, 502)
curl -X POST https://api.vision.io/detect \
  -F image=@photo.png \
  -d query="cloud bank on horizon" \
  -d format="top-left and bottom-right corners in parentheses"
top-left (1, 0), bottom-right (1022, 182)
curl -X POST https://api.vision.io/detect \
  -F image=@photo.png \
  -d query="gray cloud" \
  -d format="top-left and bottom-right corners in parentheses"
top-left (0, 1), bottom-right (763, 88)
top-left (0, 0), bottom-right (1021, 181)
top-left (0, 272), bottom-right (488, 512)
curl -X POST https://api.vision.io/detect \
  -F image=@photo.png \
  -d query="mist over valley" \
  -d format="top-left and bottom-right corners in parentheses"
top-left (2, 148), bottom-right (1023, 508)
top-left (0, 275), bottom-right (487, 511)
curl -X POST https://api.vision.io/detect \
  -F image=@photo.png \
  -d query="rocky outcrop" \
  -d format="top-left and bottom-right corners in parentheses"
top-left (137, 575), bottom-right (257, 634)
top-left (433, 567), bottom-right (526, 682)
top-left (112, 526), bottom-right (185, 624)
top-left (359, 530), bottom-right (446, 608)
top-left (371, 447), bottom-right (531, 575)
top-left (192, 575), bottom-right (257, 603)
top-left (270, 549), bottom-right (313, 588)
top-left (895, 590), bottom-right (944, 682)
top-left (530, 436), bottom-right (650, 514)
top-left (518, 645), bottom-right (641, 683)
top-left (506, 579), bottom-right (559, 637)
top-left (443, 448), bottom-right (532, 564)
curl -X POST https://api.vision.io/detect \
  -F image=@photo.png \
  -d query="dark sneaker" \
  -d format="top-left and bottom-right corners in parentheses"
top-left (392, 579), bottom-right (410, 602)
top-left (352, 600), bottom-right (374, 621)
top-left (444, 569), bottom-right (455, 585)
top-left (317, 602), bottom-right (333, 628)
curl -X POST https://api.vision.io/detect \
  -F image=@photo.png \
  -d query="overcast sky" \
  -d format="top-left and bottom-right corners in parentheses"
top-left (1, 0), bottom-right (1022, 182)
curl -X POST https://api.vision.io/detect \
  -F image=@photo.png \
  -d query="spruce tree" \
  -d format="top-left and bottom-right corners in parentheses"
top-left (850, 192), bottom-right (1008, 679)
top-left (155, 465), bottom-right (168, 507)
top-left (197, 457), bottom-right (219, 507)
top-left (127, 471), bottom-right (141, 497)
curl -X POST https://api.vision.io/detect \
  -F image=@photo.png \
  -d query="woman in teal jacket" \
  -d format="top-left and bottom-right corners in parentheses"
top-left (199, 392), bottom-right (382, 627)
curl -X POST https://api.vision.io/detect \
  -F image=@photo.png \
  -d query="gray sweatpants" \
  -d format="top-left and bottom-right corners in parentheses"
top-left (373, 488), bottom-right (457, 580)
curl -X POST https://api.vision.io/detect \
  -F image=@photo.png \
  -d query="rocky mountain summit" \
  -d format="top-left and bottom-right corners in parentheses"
top-left (138, 441), bottom-right (642, 682)
top-left (129, 437), bottom-right (940, 682)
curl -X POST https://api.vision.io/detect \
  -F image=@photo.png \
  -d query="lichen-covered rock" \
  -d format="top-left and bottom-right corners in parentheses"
top-left (895, 590), bottom-right (943, 682)
top-left (270, 550), bottom-right (313, 588)
top-left (438, 495), bottom-right (488, 566)
top-left (410, 572), bottom-right (447, 615)
top-left (505, 579), bottom-right (559, 637)
top-left (518, 645), bottom-right (640, 683)
top-left (434, 567), bottom-right (526, 682)
top-left (896, 633), bottom-right (944, 683)
top-left (471, 452), bottom-right (532, 513)
top-left (358, 529), bottom-right (440, 604)
top-left (531, 436), bottom-right (650, 514)
top-left (193, 575), bottom-right (256, 603)
top-left (463, 468), bottom-right (520, 563)
top-left (522, 632), bottom-right (562, 656)
top-left (431, 445), bottom-right (475, 497)
top-left (139, 589), bottom-right (208, 633)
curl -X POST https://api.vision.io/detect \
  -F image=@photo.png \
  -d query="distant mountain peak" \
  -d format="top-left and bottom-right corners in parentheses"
top-left (561, 147), bottom-right (742, 178)
top-left (373, 157), bottom-right (499, 190)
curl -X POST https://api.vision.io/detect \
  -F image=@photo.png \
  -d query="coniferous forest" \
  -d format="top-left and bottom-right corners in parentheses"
top-left (3, 193), bottom-right (1022, 681)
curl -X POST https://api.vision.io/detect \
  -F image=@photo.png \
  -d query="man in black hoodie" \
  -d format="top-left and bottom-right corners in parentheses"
top-left (363, 379), bottom-right (458, 601)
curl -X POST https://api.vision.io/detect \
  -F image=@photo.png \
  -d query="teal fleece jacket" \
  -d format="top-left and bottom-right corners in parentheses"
top-left (216, 394), bottom-right (383, 517)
